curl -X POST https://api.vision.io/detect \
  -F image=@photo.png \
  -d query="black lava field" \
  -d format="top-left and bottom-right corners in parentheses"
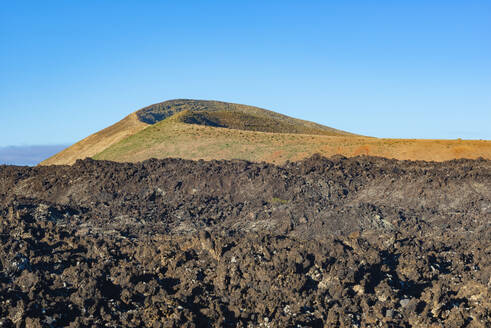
top-left (0, 155), bottom-right (489, 327)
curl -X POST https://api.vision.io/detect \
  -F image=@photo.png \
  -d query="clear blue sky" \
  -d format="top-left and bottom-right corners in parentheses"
top-left (1, 0), bottom-right (490, 147)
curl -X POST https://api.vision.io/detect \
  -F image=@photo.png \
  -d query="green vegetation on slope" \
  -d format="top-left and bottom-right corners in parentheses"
top-left (176, 109), bottom-right (349, 135)
top-left (136, 99), bottom-right (356, 136)
top-left (93, 119), bottom-right (333, 163)
top-left (93, 118), bottom-right (491, 164)
top-left (93, 105), bottom-right (357, 163)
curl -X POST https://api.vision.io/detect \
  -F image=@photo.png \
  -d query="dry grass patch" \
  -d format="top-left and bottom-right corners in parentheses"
top-left (94, 121), bottom-right (491, 163)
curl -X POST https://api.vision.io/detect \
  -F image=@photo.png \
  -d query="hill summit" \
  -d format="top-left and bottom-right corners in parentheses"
top-left (40, 99), bottom-right (355, 165)
top-left (134, 99), bottom-right (355, 136)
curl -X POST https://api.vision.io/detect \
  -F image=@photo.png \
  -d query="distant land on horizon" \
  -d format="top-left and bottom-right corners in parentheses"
top-left (0, 145), bottom-right (68, 166)
top-left (39, 99), bottom-right (491, 166)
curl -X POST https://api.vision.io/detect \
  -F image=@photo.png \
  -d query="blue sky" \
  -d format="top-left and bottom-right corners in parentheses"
top-left (1, 0), bottom-right (490, 147)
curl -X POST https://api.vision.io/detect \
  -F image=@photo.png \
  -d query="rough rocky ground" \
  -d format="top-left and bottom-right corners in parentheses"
top-left (0, 155), bottom-right (489, 327)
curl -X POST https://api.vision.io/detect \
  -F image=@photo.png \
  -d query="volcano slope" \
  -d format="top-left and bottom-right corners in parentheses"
top-left (1, 155), bottom-right (490, 327)
top-left (40, 98), bottom-right (491, 166)
top-left (40, 99), bottom-right (355, 166)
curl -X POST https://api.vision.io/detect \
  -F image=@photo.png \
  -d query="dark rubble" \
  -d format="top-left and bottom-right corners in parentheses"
top-left (0, 155), bottom-right (489, 327)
